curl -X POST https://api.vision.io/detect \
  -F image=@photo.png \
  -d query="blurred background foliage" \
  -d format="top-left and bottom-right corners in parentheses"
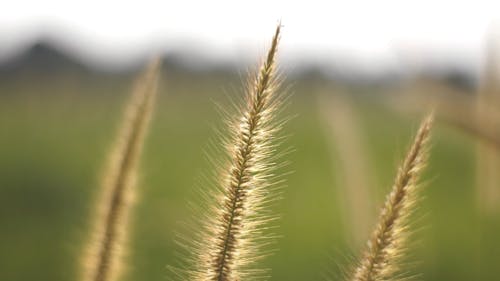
top-left (0, 42), bottom-right (499, 281)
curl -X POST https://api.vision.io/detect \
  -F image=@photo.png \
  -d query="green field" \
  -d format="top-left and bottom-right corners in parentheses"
top-left (0, 69), bottom-right (498, 281)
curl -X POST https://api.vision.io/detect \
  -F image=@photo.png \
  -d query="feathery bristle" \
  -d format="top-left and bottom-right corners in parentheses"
top-left (181, 24), bottom-right (285, 281)
top-left (350, 114), bottom-right (433, 281)
top-left (82, 58), bottom-right (161, 281)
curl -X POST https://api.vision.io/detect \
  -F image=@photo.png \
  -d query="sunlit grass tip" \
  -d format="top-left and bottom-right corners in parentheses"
top-left (173, 23), bottom-right (289, 281)
top-left (349, 113), bottom-right (433, 281)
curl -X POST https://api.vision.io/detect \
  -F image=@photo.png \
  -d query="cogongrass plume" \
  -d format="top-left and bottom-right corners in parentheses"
top-left (82, 58), bottom-right (161, 281)
top-left (349, 114), bottom-right (433, 281)
top-left (178, 24), bottom-right (286, 281)
top-left (318, 92), bottom-right (375, 247)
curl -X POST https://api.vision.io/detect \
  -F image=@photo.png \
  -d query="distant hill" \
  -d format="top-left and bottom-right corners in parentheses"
top-left (0, 41), bottom-right (90, 75)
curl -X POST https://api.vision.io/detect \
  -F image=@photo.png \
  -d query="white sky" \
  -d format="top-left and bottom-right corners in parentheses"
top-left (1, 0), bottom-right (500, 72)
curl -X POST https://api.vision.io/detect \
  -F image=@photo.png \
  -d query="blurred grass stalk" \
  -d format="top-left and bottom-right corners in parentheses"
top-left (318, 91), bottom-right (375, 247)
top-left (81, 58), bottom-right (160, 281)
top-left (476, 36), bottom-right (500, 216)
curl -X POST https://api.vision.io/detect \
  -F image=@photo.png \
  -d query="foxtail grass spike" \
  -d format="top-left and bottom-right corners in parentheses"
top-left (350, 114), bottom-right (433, 281)
top-left (82, 58), bottom-right (161, 281)
top-left (183, 24), bottom-right (285, 281)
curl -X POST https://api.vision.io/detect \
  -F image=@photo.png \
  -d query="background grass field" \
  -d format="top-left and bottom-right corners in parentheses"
top-left (0, 66), bottom-right (499, 281)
